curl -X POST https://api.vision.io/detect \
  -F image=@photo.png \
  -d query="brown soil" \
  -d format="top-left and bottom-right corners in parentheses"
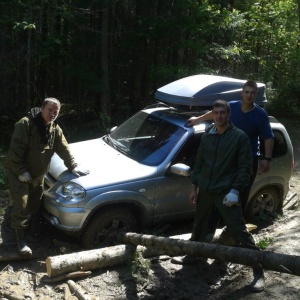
top-left (0, 118), bottom-right (299, 300)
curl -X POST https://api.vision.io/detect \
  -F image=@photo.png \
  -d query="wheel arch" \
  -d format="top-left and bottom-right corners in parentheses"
top-left (245, 184), bottom-right (284, 222)
top-left (80, 200), bottom-right (150, 239)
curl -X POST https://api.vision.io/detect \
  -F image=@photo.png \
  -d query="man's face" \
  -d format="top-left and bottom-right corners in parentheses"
top-left (41, 102), bottom-right (60, 125)
top-left (212, 106), bottom-right (230, 127)
top-left (241, 86), bottom-right (257, 105)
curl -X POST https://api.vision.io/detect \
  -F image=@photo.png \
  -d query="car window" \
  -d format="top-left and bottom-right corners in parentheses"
top-left (260, 129), bottom-right (288, 158)
top-left (172, 134), bottom-right (203, 170)
top-left (109, 111), bottom-right (186, 166)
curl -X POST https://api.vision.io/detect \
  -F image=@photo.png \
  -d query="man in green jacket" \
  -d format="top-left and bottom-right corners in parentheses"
top-left (172, 99), bottom-right (265, 293)
top-left (5, 98), bottom-right (89, 256)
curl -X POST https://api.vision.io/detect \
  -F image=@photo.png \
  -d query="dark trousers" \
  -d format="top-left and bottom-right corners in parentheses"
top-left (6, 169), bottom-right (44, 230)
top-left (191, 188), bottom-right (259, 251)
top-left (207, 157), bottom-right (259, 233)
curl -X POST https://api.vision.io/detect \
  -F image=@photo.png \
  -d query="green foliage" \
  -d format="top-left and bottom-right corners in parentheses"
top-left (13, 21), bottom-right (36, 31)
top-left (130, 251), bottom-right (151, 282)
top-left (256, 236), bottom-right (274, 250)
top-left (0, 164), bottom-right (8, 188)
top-left (0, 147), bottom-right (8, 189)
top-left (0, 0), bottom-right (300, 119)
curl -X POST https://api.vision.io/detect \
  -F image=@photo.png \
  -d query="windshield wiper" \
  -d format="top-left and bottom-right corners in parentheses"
top-left (106, 135), bottom-right (130, 156)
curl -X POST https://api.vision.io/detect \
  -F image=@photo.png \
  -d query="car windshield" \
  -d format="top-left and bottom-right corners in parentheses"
top-left (107, 111), bottom-right (186, 166)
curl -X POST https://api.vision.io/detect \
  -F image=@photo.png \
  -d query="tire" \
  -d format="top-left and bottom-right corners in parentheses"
top-left (245, 188), bottom-right (281, 223)
top-left (81, 208), bottom-right (138, 249)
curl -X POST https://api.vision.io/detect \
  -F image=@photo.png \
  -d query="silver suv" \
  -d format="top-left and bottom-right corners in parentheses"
top-left (42, 75), bottom-right (294, 248)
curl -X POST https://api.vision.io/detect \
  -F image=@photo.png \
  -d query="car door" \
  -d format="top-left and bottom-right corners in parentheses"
top-left (152, 134), bottom-right (203, 224)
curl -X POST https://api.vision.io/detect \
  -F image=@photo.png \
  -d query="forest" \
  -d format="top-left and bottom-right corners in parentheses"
top-left (0, 0), bottom-right (300, 144)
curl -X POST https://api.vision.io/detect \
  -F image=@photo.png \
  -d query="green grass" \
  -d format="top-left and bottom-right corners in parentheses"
top-left (256, 236), bottom-right (274, 250)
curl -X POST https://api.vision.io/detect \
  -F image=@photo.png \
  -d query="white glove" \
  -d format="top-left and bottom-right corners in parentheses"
top-left (223, 189), bottom-right (239, 207)
top-left (72, 166), bottom-right (90, 177)
top-left (18, 171), bottom-right (32, 183)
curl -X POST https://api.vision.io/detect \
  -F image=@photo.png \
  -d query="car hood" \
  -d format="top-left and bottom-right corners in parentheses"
top-left (48, 137), bottom-right (156, 189)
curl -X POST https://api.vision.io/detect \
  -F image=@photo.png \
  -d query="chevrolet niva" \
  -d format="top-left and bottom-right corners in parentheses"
top-left (42, 75), bottom-right (294, 248)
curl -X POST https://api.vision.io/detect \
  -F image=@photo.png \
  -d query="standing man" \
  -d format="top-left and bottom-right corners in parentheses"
top-left (5, 98), bottom-right (89, 256)
top-left (188, 80), bottom-right (274, 214)
top-left (173, 100), bottom-right (265, 292)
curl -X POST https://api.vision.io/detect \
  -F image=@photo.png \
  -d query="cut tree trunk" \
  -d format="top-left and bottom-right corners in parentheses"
top-left (46, 244), bottom-right (135, 278)
top-left (119, 232), bottom-right (300, 276)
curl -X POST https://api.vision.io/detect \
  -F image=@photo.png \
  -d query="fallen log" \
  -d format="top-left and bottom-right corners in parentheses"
top-left (118, 232), bottom-right (300, 276)
top-left (138, 224), bottom-right (257, 257)
top-left (0, 246), bottom-right (32, 261)
top-left (46, 244), bottom-right (136, 278)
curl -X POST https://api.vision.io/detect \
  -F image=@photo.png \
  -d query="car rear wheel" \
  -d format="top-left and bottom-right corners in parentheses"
top-left (245, 188), bottom-right (281, 222)
top-left (81, 207), bottom-right (138, 249)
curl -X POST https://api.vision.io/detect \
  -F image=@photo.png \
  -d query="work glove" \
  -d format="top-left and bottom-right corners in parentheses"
top-left (223, 189), bottom-right (239, 207)
top-left (18, 171), bottom-right (32, 183)
top-left (71, 166), bottom-right (90, 177)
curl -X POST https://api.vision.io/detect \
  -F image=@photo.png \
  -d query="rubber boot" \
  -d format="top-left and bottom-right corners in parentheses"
top-left (251, 267), bottom-right (265, 292)
top-left (15, 229), bottom-right (32, 256)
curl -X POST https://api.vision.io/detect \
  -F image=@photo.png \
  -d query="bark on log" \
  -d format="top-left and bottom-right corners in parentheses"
top-left (0, 249), bottom-right (33, 261)
top-left (46, 244), bottom-right (135, 278)
top-left (119, 232), bottom-right (300, 276)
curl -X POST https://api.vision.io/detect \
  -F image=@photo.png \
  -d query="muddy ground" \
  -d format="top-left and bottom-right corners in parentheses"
top-left (0, 118), bottom-right (299, 300)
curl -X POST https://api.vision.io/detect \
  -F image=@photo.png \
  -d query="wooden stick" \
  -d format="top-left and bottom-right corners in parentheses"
top-left (67, 280), bottom-right (92, 300)
top-left (42, 271), bottom-right (92, 283)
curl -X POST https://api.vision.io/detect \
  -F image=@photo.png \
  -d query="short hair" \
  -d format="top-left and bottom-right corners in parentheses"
top-left (243, 80), bottom-right (258, 92)
top-left (42, 97), bottom-right (61, 107)
top-left (212, 99), bottom-right (231, 113)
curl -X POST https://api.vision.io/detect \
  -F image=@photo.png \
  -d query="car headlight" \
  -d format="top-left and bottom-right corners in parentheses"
top-left (57, 182), bottom-right (86, 202)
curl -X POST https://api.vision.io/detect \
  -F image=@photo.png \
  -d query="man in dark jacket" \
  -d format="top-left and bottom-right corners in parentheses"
top-left (5, 98), bottom-right (89, 256)
top-left (172, 99), bottom-right (265, 293)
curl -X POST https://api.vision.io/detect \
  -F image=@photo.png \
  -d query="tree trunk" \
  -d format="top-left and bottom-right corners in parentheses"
top-left (46, 244), bottom-right (136, 278)
top-left (100, 7), bottom-right (110, 116)
top-left (46, 232), bottom-right (300, 278)
top-left (119, 232), bottom-right (300, 276)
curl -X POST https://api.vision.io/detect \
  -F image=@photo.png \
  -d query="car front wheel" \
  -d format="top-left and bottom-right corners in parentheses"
top-left (245, 188), bottom-right (281, 222)
top-left (81, 207), bottom-right (138, 249)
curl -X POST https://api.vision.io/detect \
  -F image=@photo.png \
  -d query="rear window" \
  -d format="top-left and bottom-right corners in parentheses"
top-left (260, 129), bottom-right (288, 158)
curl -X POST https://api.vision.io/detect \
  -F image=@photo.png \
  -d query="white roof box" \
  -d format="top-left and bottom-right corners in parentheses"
top-left (155, 74), bottom-right (267, 108)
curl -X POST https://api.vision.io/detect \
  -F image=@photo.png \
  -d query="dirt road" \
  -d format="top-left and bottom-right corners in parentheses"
top-left (0, 117), bottom-right (299, 300)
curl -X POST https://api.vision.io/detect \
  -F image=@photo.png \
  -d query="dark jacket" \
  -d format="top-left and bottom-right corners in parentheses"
top-left (191, 121), bottom-right (252, 194)
top-left (6, 108), bottom-right (77, 177)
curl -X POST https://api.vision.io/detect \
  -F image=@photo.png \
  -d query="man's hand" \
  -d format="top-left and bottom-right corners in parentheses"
top-left (223, 189), bottom-right (239, 207)
top-left (189, 185), bottom-right (197, 205)
top-left (72, 166), bottom-right (90, 177)
top-left (258, 160), bottom-right (271, 174)
top-left (18, 171), bottom-right (32, 183)
top-left (187, 117), bottom-right (199, 127)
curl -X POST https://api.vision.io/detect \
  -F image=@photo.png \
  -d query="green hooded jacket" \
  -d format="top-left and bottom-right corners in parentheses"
top-left (6, 108), bottom-right (77, 178)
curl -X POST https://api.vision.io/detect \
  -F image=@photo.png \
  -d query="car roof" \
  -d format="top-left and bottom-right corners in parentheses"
top-left (155, 74), bottom-right (267, 109)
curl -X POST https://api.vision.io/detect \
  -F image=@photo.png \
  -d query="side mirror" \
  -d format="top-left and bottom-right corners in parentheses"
top-left (170, 163), bottom-right (191, 177)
